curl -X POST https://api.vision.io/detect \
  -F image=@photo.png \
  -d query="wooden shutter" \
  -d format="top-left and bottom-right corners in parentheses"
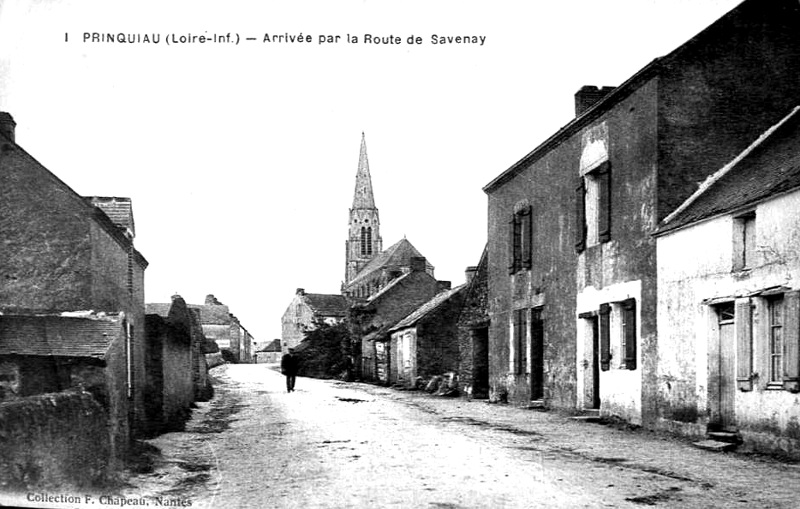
top-left (575, 179), bottom-right (586, 253)
top-left (735, 298), bottom-right (753, 391)
top-left (784, 291), bottom-right (800, 392)
top-left (622, 298), bottom-right (636, 370)
top-left (599, 303), bottom-right (611, 371)
top-left (598, 164), bottom-right (611, 243)
top-left (521, 207), bottom-right (532, 269)
top-left (508, 215), bottom-right (517, 274)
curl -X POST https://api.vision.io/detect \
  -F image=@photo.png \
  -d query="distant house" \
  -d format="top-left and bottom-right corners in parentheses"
top-left (387, 284), bottom-right (466, 388)
top-left (654, 106), bottom-right (800, 456)
top-left (457, 247), bottom-right (490, 399)
top-left (191, 294), bottom-right (253, 363)
top-left (281, 289), bottom-right (347, 353)
top-left (255, 339), bottom-right (282, 363)
top-left (0, 313), bottom-right (131, 462)
top-left (482, 0), bottom-right (800, 423)
top-left (0, 111), bottom-right (148, 436)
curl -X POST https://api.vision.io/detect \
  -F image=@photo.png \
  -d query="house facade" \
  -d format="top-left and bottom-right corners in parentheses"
top-left (655, 107), bottom-right (800, 456)
top-left (191, 294), bottom-right (253, 363)
top-left (0, 111), bottom-right (148, 436)
top-left (457, 248), bottom-right (490, 399)
top-left (281, 289), bottom-right (348, 353)
top-left (388, 284), bottom-right (466, 388)
top-left (482, 0), bottom-right (800, 425)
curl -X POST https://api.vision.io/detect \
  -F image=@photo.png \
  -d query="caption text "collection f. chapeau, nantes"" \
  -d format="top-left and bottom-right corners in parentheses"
top-left (73, 32), bottom-right (487, 46)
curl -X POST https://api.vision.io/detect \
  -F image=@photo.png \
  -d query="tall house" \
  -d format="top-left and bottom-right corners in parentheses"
top-left (345, 133), bottom-right (382, 284)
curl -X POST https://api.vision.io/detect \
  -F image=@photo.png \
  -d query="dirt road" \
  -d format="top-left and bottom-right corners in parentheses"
top-left (118, 364), bottom-right (799, 508)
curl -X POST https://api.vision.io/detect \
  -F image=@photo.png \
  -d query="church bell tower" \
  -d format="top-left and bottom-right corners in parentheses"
top-left (345, 133), bottom-right (382, 283)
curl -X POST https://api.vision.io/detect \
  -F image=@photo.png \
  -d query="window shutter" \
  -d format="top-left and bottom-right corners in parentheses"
top-left (520, 309), bottom-right (529, 373)
top-left (622, 298), bottom-right (636, 370)
top-left (575, 179), bottom-right (586, 253)
top-left (598, 165), bottom-right (611, 243)
top-left (783, 291), bottom-right (800, 392)
top-left (599, 303), bottom-right (611, 371)
top-left (514, 309), bottom-right (523, 373)
top-left (735, 298), bottom-right (753, 391)
top-left (522, 207), bottom-right (532, 269)
top-left (508, 215), bottom-right (517, 274)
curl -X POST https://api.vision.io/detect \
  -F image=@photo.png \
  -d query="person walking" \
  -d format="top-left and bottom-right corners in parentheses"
top-left (281, 348), bottom-right (299, 393)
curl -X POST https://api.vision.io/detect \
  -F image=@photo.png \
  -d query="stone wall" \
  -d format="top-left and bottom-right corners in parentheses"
top-left (0, 391), bottom-right (112, 490)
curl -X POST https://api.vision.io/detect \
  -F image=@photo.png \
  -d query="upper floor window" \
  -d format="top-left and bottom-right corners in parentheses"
top-left (508, 205), bottom-right (532, 274)
top-left (733, 212), bottom-right (756, 271)
top-left (576, 161), bottom-right (611, 253)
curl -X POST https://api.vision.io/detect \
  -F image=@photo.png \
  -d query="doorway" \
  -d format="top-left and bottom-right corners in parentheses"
top-left (716, 303), bottom-right (736, 430)
top-left (471, 326), bottom-right (489, 399)
top-left (531, 308), bottom-right (544, 401)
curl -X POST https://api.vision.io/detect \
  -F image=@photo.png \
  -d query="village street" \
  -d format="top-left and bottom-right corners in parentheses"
top-left (120, 364), bottom-right (800, 509)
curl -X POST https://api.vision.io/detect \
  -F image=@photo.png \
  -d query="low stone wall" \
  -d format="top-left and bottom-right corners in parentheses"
top-left (0, 391), bottom-right (111, 490)
top-left (205, 352), bottom-right (224, 369)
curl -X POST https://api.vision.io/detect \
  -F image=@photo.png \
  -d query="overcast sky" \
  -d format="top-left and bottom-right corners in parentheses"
top-left (0, 0), bottom-right (742, 344)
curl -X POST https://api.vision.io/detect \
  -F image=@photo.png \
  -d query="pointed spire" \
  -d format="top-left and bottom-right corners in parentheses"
top-left (352, 132), bottom-right (376, 209)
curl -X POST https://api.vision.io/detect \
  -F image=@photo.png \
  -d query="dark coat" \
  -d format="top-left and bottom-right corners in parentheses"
top-left (281, 353), bottom-right (299, 376)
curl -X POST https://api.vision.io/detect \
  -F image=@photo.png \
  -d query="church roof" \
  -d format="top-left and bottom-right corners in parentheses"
top-left (347, 238), bottom-right (428, 288)
top-left (352, 133), bottom-right (376, 209)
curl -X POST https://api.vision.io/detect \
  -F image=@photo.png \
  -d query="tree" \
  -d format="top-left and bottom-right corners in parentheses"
top-left (294, 319), bottom-right (351, 380)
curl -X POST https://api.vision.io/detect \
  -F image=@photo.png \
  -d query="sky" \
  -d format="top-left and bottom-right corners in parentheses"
top-left (0, 0), bottom-right (742, 345)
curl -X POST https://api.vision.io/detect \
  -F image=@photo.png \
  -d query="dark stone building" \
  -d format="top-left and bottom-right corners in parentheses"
top-left (482, 0), bottom-right (800, 423)
top-left (456, 247), bottom-right (490, 399)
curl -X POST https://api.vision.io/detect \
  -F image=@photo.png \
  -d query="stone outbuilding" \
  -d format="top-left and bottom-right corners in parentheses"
top-left (281, 289), bottom-right (348, 353)
top-left (654, 106), bottom-right (800, 457)
top-left (457, 247), bottom-right (490, 399)
top-left (387, 284), bottom-right (467, 388)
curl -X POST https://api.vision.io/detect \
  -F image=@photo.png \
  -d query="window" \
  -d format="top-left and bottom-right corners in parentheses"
top-left (733, 212), bottom-right (756, 271)
top-left (598, 299), bottom-right (636, 371)
top-left (576, 162), bottom-right (611, 252)
top-left (768, 296), bottom-right (784, 384)
top-left (621, 299), bottom-right (637, 370)
top-left (508, 206), bottom-right (532, 274)
top-left (360, 226), bottom-right (373, 256)
top-left (513, 309), bottom-right (528, 374)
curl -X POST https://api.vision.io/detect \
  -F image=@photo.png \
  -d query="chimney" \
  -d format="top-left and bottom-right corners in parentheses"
top-left (205, 294), bottom-right (222, 305)
top-left (437, 281), bottom-right (452, 293)
top-left (296, 288), bottom-right (305, 296)
top-left (0, 112), bottom-right (16, 143)
top-left (465, 266), bottom-right (478, 284)
top-left (410, 256), bottom-right (427, 273)
top-left (574, 86), bottom-right (615, 117)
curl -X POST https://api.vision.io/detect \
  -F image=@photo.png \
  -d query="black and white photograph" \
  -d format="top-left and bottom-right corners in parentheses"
top-left (1, 0), bottom-right (800, 507)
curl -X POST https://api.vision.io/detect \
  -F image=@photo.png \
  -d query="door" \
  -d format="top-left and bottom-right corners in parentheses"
top-left (531, 308), bottom-right (544, 401)
top-left (588, 316), bottom-right (600, 409)
top-left (717, 304), bottom-right (736, 429)
top-left (471, 326), bottom-right (489, 399)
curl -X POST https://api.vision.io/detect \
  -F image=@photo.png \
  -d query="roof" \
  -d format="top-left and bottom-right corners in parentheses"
top-left (189, 304), bottom-right (231, 325)
top-left (85, 196), bottom-right (135, 236)
top-left (347, 238), bottom-right (428, 288)
top-left (0, 314), bottom-right (120, 359)
top-left (145, 303), bottom-right (171, 317)
top-left (352, 133), bottom-right (376, 209)
top-left (364, 272), bottom-right (412, 304)
top-left (259, 339), bottom-right (282, 352)
top-left (657, 106), bottom-right (800, 235)
top-left (482, 0), bottom-right (767, 194)
top-left (304, 293), bottom-right (348, 317)
top-left (389, 285), bottom-right (466, 332)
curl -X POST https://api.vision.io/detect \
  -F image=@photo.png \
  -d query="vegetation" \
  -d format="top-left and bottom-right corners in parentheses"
top-left (295, 319), bottom-right (352, 380)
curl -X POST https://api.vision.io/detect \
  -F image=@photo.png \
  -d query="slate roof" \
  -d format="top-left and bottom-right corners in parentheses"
top-left (347, 238), bottom-right (430, 288)
top-left (145, 303), bottom-right (172, 317)
top-left (390, 285), bottom-right (467, 332)
top-left (657, 106), bottom-right (800, 235)
top-left (0, 314), bottom-right (120, 359)
top-left (352, 133), bottom-right (376, 209)
top-left (259, 339), bottom-right (282, 353)
top-left (189, 304), bottom-right (231, 325)
top-left (85, 196), bottom-right (135, 236)
top-left (304, 294), bottom-right (348, 317)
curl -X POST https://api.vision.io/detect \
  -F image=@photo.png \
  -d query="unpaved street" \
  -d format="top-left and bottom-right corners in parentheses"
top-left (123, 364), bottom-right (800, 508)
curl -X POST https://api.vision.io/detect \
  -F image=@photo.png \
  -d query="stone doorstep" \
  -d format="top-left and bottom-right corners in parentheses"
top-left (707, 431), bottom-right (743, 444)
top-left (692, 439), bottom-right (738, 453)
top-left (525, 400), bottom-right (546, 410)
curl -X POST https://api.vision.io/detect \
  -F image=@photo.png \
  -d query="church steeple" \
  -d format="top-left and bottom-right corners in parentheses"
top-left (345, 133), bottom-right (382, 284)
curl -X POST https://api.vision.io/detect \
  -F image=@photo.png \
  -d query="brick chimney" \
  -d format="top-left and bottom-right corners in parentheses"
top-left (0, 112), bottom-right (16, 143)
top-left (574, 86), bottom-right (615, 117)
top-left (437, 281), bottom-right (452, 293)
top-left (205, 294), bottom-right (223, 305)
top-left (410, 256), bottom-right (427, 273)
top-left (465, 266), bottom-right (478, 284)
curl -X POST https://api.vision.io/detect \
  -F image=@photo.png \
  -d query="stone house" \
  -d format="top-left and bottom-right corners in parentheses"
top-left (255, 339), bottom-right (282, 363)
top-left (145, 295), bottom-right (214, 435)
top-left (482, 0), bottom-right (800, 424)
top-left (0, 111), bottom-right (148, 436)
top-left (654, 106), bottom-right (800, 456)
top-left (387, 284), bottom-right (466, 388)
top-left (350, 257), bottom-right (444, 382)
top-left (191, 294), bottom-right (253, 363)
top-left (457, 247), bottom-right (490, 399)
top-left (281, 289), bottom-right (347, 353)
top-left (0, 313), bottom-right (131, 463)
